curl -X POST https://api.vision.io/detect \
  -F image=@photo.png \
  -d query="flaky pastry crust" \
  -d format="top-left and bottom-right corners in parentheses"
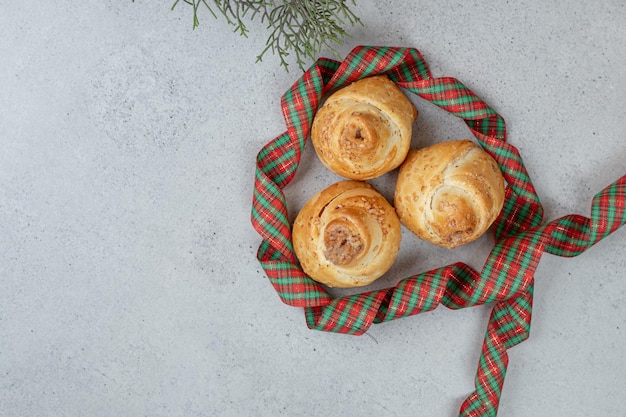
top-left (394, 140), bottom-right (505, 248)
top-left (310, 75), bottom-right (417, 180)
top-left (293, 180), bottom-right (401, 288)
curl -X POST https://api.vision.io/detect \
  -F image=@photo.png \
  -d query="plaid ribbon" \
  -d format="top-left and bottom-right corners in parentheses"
top-left (250, 46), bottom-right (626, 416)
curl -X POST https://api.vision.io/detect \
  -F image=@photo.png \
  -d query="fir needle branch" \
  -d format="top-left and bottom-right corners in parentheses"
top-left (168, 0), bottom-right (362, 71)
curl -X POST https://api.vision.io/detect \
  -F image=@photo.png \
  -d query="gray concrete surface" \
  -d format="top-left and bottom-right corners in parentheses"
top-left (1, 1), bottom-right (625, 416)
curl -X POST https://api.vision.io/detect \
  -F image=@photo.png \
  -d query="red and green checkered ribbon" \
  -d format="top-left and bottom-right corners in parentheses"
top-left (250, 46), bottom-right (626, 416)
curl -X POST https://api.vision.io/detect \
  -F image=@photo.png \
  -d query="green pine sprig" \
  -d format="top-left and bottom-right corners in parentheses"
top-left (170, 0), bottom-right (362, 71)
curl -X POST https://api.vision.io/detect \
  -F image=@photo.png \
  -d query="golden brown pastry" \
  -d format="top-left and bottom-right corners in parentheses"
top-left (292, 180), bottom-right (402, 288)
top-left (310, 75), bottom-right (418, 180)
top-left (394, 140), bottom-right (505, 249)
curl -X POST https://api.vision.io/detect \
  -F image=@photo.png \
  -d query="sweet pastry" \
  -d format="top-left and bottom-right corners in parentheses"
top-left (310, 75), bottom-right (418, 180)
top-left (292, 180), bottom-right (402, 288)
top-left (394, 139), bottom-right (505, 248)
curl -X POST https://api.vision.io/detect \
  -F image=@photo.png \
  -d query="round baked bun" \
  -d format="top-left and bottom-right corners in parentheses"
top-left (310, 75), bottom-right (417, 180)
top-left (293, 180), bottom-right (401, 288)
top-left (394, 139), bottom-right (505, 249)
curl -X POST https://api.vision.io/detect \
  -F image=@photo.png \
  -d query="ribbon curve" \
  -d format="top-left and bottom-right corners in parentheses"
top-left (250, 45), bottom-right (626, 416)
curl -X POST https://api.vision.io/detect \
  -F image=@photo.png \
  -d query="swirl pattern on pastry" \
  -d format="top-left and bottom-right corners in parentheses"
top-left (394, 140), bottom-right (505, 249)
top-left (310, 75), bottom-right (418, 180)
top-left (292, 180), bottom-right (402, 288)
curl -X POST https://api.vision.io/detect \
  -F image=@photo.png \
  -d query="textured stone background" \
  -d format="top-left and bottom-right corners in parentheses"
top-left (1, 1), bottom-right (625, 416)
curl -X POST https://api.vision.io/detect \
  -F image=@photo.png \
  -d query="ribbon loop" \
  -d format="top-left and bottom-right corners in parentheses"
top-left (250, 45), bottom-right (626, 416)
